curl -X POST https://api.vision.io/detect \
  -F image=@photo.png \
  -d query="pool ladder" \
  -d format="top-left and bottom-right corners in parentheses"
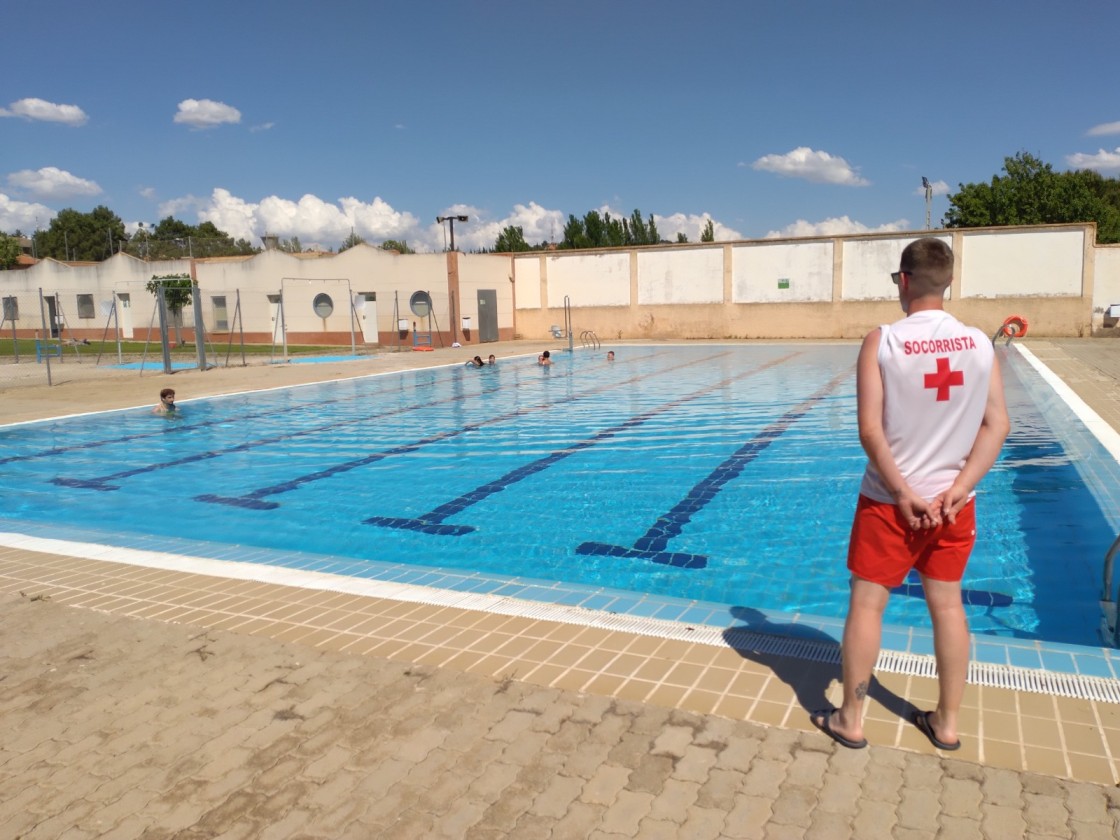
top-left (580, 330), bottom-right (600, 350)
top-left (1101, 533), bottom-right (1120, 647)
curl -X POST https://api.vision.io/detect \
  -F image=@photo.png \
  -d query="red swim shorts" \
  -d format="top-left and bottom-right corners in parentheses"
top-left (847, 494), bottom-right (976, 588)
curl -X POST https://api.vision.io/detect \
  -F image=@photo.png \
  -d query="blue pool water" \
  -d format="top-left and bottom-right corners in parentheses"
top-left (1, 344), bottom-right (1117, 648)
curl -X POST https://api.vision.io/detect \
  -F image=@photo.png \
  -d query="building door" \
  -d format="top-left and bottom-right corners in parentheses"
top-left (45, 296), bottom-right (60, 338)
top-left (267, 294), bottom-right (282, 344)
top-left (477, 289), bottom-right (498, 343)
top-left (117, 293), bottom-right (134, 339)
top-left (356, 292), bottom-right (379, 343)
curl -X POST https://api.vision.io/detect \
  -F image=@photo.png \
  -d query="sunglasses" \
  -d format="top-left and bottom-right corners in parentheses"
top-left (890, 270), bottom-right (912, 285)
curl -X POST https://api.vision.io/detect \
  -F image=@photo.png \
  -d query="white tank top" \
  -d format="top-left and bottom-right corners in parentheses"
top-left (859, 309), bottom-right (994, 503)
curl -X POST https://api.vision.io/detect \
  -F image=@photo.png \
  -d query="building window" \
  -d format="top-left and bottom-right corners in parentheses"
top-left (77, 294), bottom-right (95, 319)
top-left (2, 296), bottom-right (17, 321)
top-left (211, 296), bottom-right (228, 331)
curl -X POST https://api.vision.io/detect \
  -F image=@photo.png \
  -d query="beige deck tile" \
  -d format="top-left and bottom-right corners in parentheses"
top-left (981, 710), bottom-right (1021, 742)
top-left (750, 700), bottom-right (790, 727)
top-left (614, 679), bottom-right (658, 703)
top-left (714, 694), bottom-right (755, 720)
top-left (1023, 746), bottom-right (1070, 777)
top-left (680, 688), bottom-right (722, 716)
top-left (1053, 697), bottom-right (1100, 725)
top-left (1019, 717), bottom-right (1064, 750)
top-left (520, 662), bottom-right (567, 686)
top-left (582, 672), bottom-right (626, 696)
top-left (1066, 752), bottom-right (1117, 785)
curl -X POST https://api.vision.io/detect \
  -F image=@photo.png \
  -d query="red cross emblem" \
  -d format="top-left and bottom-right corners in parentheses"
top-left (924, 357), bottom-right (963, 401)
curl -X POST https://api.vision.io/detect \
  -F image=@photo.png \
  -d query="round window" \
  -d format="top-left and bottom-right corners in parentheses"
top-left (312, 293), bottom-right (334, 318)
top-left (409, 290), bottom-right (432, 318)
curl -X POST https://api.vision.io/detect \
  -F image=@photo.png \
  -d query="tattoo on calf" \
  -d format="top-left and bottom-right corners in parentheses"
top-left (855, 681), bottom-right (869, 701)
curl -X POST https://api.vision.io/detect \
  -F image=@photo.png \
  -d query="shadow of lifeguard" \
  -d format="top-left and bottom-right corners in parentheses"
top-left (721, 606), bottom-right (916, 725)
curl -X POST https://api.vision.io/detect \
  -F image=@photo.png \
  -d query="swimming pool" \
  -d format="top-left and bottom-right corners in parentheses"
top-left (1, 344), bottom-right (1117, 649)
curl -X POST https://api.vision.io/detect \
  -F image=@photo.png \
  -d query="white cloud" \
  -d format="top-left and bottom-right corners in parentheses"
top-left (154, 190), bottom-right (746, 253)
top-left (1066, 148), bottom-right (1120, 172)
top-left (249, 122), bottom-right (274, 133)
top-left (654, 212), bottom-right (743, 242)
top-left (173, 99), bottom-right (242, 129)
top-left (912, 179), bottom-right (950, 197)
top-left (0, 98), bottom-right (88, 125)
top-left (167, 188), bottom-right (423, 249)
top-left (138, 186), bottom-right (157, 200)
top-left (1087, 121), bottom-right (1120, 137)
top-left (7, 167), bottom-right (101, 200)
top-left (748, 147), bottom-right (870, 186)
top-left (764, 216), bottom-right (909, 239)
top-left (0, 192), bottom-right (56, 232)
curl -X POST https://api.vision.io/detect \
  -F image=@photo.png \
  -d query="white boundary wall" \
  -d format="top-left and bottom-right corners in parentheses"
top-left (733, 241), bottom-right (834, 303)
top-left (3, 223), bottom-right (1118, 344)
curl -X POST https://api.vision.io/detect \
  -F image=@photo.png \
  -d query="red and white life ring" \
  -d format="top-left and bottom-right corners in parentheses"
top-left (1000, 315), bottom-right (1028, 338)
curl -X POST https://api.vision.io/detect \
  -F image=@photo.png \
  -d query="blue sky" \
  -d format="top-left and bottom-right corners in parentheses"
top-left (3, 0), bottom-right (1118, 254)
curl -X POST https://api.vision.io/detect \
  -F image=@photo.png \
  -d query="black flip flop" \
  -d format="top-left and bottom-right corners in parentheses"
top-left (913, 710), bottom-right (961, 751)
top-left (811, 708), bottom-right (868, 749)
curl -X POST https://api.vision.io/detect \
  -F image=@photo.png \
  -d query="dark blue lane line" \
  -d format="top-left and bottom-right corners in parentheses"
top-left (51, 372), bottom-right (512, 491)
top-left (197, 350), bottom-right (735, 511)
top-left (577, 367), bottom-right (853, 569)
top-left (365, 352), bottom-right (805, 536)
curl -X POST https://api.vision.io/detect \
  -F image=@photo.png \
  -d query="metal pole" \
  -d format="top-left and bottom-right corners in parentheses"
top-left (191, 281), bottom-right (208, 371)
top-left (449, 218), bottom-right (456, 252)
top-left (279, 281), bottom-right (288, 362)
top-left (156, 283), bottom-right (173, 374)
top-left (450, 291), bottom-right (457, 346)
top-left (347, 280), bottom-right (356, 356)
top-left (38, 288), bottom-right (53, 386)
top-left (236, 290), bottom-right (246, 365)
top-left (7, 298), bottom-right (18, 363)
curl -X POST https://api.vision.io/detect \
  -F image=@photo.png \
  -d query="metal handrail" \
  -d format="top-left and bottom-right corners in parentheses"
top-left (580, 330), bottom-right (600, 350)
top-left (1101, 533), bottom-right (1120, 647)
top-left (563, 296), bottom-right (573, 354)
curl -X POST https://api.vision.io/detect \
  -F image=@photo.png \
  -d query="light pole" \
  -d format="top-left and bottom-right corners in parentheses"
top-left (436, 215), bottom-right (469, 251)
top-left (922, 177), bottom-right (933, 230)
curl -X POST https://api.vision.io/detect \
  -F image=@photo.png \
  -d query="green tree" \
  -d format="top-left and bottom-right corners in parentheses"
top-left (33, 205), bottom-right (127, 261)
top-left (278, 236), bottom-right (303, 253)
top-left (945, 151), bottom-right (1120, 243)
top-left (493, 225), bottom-right (531, 252)
top-left (561, 214), bottom-right (588, 249)
top-left (146, 273), bottom-right (193, 344)
top-left (676, 232), bottom-right (689, 243)
top-left (0, 233), bottom-right (21, 269)
top-left (700, 219), bottom-right (715, 242)
top-left (124, 216), bottom-right (259, 259)
top-left (339, 230), bottom-right (366, 252)
top-left (380, 239), bottom-right (415, 254)
top-left (559, 209), bottom-right (652, 249)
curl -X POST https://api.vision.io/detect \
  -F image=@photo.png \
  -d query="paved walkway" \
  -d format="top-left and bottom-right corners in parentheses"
top-left (2, 338), bottom-right (1120, 838)
top-left (4, 593), bottom-right (1118, 840)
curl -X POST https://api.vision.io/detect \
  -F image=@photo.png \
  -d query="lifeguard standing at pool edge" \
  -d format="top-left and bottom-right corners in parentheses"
top-left (812, 237), bottom-right (1009, 751)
